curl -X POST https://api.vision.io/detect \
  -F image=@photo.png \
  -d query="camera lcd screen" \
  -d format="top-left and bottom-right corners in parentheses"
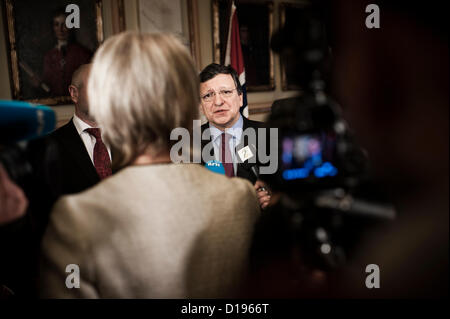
top-left (281, 133), bottom-right (338, 180)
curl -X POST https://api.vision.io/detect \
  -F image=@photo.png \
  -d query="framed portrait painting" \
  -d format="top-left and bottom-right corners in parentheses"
top-left (213, 0), bottom-right (275, 92)
top-left (3, 0), bottom-right (104, 105)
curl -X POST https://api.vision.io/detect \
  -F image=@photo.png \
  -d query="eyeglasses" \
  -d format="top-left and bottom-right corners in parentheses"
top-left (201, 88), bottom-right (237, 103)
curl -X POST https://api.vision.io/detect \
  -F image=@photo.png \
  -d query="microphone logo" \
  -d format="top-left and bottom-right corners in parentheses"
top-left (204, 160), bottom-right (225, 175)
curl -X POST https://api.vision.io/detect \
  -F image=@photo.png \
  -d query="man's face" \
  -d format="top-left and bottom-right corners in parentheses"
top-left (200, 74), bottom-right (243, 130)
top-left (53, 15), bottom-right (69, 41)
top-left (77, 70), bottom-right (90, 115)
top-left (70, 67), bottom-right (94, 122)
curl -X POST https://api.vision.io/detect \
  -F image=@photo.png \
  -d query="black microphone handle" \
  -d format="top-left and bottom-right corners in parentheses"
top-left (251, 165), bottom-right (259, 179)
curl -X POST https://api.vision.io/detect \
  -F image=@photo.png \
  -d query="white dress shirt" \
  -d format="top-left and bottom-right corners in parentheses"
top-left (209, 114), bottom-right (244, 173)
top-left (72, 114), bottom-right (112, 165)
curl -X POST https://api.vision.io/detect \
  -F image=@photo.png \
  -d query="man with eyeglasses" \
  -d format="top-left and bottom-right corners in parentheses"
top-left (199, 63), bottom-right (271, 209)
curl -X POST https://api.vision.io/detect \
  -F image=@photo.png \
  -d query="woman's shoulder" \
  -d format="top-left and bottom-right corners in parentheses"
top-left (52, 170), bottom-right (128, 214)
top-left (185, 164), bottom-right (259, 205)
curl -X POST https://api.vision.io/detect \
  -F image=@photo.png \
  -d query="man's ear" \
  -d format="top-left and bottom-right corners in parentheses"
top-left (68, 85), bottom-right (78, 104)
top-left (239, 92), bottom-right (243, 107)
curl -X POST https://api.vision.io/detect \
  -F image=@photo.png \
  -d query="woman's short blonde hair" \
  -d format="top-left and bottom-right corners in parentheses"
top-left (88, 32), bottom-right (199, 168)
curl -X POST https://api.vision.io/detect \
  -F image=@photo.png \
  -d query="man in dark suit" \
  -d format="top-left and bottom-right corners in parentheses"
top-left (29, 63), bottom-right (112, 236)
top-left (0, 64), bottom-right (112, 297)
top-left (199, 63), bottom-right (272, 209)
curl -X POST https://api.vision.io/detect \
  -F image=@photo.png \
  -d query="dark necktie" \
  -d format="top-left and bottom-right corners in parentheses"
top-left (84, 128), bottom-right (112, 179)
top-left (221, 132), bottom-right (235, 177)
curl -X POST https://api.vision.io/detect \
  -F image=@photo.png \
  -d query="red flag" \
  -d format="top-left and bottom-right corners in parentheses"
top-left (225, 1), bottom-right (248, 118)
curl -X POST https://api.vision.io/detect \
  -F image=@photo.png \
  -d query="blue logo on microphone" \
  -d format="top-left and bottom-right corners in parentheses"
top-left (204, 160), bottom-right (225, 175)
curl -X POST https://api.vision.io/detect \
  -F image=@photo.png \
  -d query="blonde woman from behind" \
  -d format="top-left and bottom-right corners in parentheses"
top-left (39, 32), bottom-right (260, 298)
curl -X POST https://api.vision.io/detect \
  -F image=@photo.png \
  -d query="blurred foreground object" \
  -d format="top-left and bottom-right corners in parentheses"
top-left (0, 164), bottom-right (28, 225)
top-left (329, 0), bottom-right (448, 297)
top-left (0, 100), bottom-right (54, 297)
top-left (0, 100), bottom-right (55, 144)
top-left (0, 100), bottom-right (55, 220)
top-left (245, 4), bottom-right (396, 298)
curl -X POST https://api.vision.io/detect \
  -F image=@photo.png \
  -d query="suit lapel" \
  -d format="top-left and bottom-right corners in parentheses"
top-left (56, 120), bottom-right (100, 185)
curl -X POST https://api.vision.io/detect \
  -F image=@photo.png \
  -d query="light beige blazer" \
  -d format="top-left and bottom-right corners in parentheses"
top-left (39, 164), bottom-right (260, 298)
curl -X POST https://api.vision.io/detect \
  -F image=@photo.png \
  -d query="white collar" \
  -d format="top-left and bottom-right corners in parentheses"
top-left (72, 113), bottom-right (95, 136)
top-left (209, 114), bottom-right (244, 144)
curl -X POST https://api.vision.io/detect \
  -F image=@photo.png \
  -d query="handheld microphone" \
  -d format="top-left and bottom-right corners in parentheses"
top-left (204, 160), bottom-right (225, 175)
top-left (252, 165), bottom-right (268, 192)
top-left (251, 165), bottom-right (259, 179)
top-left (0, 100), bottom-right (56, 143)
top-left (247, 143), bottom-right (265, 190)
top-left (243, 143), bottom-right (259, 179)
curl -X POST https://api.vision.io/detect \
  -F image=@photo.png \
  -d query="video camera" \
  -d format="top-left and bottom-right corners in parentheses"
top-left (258, 5), bottom-right (395, 272)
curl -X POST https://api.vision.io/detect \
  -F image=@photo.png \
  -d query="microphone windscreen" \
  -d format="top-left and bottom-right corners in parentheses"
top-left (204, 160), bottom-right (225, 175)
top-left (0, 100), bottom-right (56, 143)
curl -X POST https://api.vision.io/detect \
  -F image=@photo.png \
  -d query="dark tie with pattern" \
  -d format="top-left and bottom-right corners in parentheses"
top-left (221, 132), bottom-right (235, 177)
top-left (84, 128), bottom-right (112, 179)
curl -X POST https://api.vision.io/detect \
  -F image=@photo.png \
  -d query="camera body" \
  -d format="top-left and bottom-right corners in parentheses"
top-left (262, 92), bottom-right (394, 271)
top-left (265, 94), bottom-right (368, 195)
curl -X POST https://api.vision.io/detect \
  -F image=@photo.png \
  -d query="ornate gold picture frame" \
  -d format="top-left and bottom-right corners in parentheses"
top-left (3, 0), bottom-right (104, 105)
